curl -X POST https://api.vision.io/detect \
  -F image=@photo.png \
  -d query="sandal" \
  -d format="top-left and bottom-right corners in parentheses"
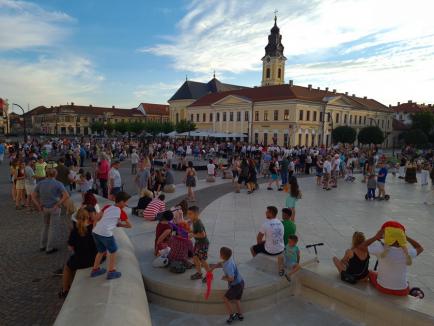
top-left (190, 272), bottom-right (203, 280)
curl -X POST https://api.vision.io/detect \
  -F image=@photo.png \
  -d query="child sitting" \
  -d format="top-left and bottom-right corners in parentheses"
top-left (91, 192), bottom-right (132, 280)
top-left (188, 206), bottom-right (210, 282)
top-left (284, 235), bottom-right (301, 279)
top-left (154, 210), bottom-right (174, 256)
top-left (367, 174), bottom-right (377, 200)
top-left (282, 208), bottom-right (296, 246)
top-left (210, 247), bottom-right (244, 324)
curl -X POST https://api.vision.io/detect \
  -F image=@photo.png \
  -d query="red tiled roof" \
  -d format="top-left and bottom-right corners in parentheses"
top-left (138, 103), bottom-right (169, 115)
top-left (392, 119), bottom-right (410, 131)
top-left (391, 102), bottom-right (434, 113)
top-left (25, 104), bottom-right (144, 117)
top-left (189, 84), bottom-right (390, 112)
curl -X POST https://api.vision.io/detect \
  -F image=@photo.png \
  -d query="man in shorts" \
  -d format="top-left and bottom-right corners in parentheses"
top-left (250, 206), bottom-right (285, 275)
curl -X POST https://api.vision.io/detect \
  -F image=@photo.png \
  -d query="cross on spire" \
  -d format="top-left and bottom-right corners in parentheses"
top-left (274, 9), bottom-right (278, 22)
top-left (213, 70), bottom-right (216, 78)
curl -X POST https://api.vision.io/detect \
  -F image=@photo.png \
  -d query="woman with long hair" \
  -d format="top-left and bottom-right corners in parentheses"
top-left (14, 161), bottom-right (26, 209)
top-left (59, 208), bottom-right (98, 298)
top-left (285, 177), bottom-right (301, 220)
top-left (184, 161), bottom-right (196, 202)
top-left (332, 232), bottom-right (370, 283)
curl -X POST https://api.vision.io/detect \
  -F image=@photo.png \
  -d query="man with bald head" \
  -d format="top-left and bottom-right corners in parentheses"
top-left (32, 168), bottom-right (69, 254)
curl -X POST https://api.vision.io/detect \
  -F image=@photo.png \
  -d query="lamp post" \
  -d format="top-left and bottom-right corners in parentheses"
top-left (12, 103), bottom-right (27, 142)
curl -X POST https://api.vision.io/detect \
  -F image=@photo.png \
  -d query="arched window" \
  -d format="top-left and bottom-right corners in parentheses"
top-left (278, 68), bottom-right (281, 78)
top-left (266, 68), bottom-right (270, 78)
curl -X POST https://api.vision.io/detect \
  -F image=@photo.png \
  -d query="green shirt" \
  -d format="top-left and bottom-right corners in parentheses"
top-left (192, 219), bottom-right (209, 245)
top-left (282, 219), bottom-right (296, 246)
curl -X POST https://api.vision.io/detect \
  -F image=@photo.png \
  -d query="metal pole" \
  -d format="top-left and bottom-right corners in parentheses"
top-left (13, 103), bottom-right (26, 142)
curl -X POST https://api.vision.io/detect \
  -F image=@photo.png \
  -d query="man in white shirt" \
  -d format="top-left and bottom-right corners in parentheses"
top-left (109, 160), bottom-right (122, 199)
top-left (207, 159), bottom-right (216, 176)
top-left (362, 226), bottom-right (423, 296)
top-left (166, 148), bottom-right (174, 168)
top-left (130, 149), bottom-right (139, 175)
top-left (250, 206), bottom-right (285, 275)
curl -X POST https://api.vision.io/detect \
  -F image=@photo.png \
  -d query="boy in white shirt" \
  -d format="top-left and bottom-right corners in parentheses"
top-left (91, 192), bottom-right (132, 280)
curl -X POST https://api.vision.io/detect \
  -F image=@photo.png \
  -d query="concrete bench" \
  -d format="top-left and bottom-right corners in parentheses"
top-left (54, 229), bottom-right (152, 326)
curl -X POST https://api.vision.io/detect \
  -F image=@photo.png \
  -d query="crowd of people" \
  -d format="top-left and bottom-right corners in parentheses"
top-left (2, 135), bottom-right (432, 324)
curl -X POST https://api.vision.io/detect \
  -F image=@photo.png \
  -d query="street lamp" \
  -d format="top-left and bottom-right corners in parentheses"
top-left (12, 103), bottom-right (27, 142)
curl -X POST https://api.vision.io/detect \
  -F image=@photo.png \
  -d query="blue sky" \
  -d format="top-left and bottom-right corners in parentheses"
top-left (1, 0), bottom-right (434, 112)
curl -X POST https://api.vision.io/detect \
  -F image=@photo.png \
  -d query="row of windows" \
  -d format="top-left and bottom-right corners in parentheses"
top-left (253, 132), bottom-right (323, 147)
top-left (190, 111), bottom-right (250, 123)
top-left (265, 67), bottom-right (282, 79)
top-left (298, 110), bottom-right (391, 129)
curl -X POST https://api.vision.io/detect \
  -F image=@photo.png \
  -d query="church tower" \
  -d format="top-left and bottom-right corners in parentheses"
top-left (261, 15), bottom-right (286, 86)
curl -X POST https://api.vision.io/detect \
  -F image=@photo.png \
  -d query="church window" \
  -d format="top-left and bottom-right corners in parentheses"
top-left (254, 111), bottom-right (259, 121)
top-left (278, 68), bottom-right (281, 79)
top-left (335, 113), bottom-right (340, 124)
top-left (349, 115), bottom-right (352, 124)
top-left (264, 111), bottom-right (269, 121)
top-left (203, 113), bottom-right (206, 122)
top-left (306, 111), bottom-right (310, 121)
top-left (284, 110), bottom-right (289, 120)
top-left (216, 113), bottom-right (220, 121)
top-left (313, 111), bottom-right (317, 121)
top-left (274, 110), bottom-right (279, 120)
top-left (237, 112), bottom-right (241, 121)
top-left (230, 112), bottom-right (234, 121)
top-left (299, 110), bottom-right (304, 121)
top-left (210, 113), bottom-right (213, 122)
top-left (245, 111), bottom-right (249, 121)
top-left (266, 68), bottom-right (270, 79)
top-left (263, 133), bottom-right (268, 145)
top-left (196, 114), bottom-right (199, 122)
top-left (223, 112), bottom-right (227, 121)
top-left (190, 114), bottom-right (194, 122)
top-left (359, 116), bottom-right (362, 125)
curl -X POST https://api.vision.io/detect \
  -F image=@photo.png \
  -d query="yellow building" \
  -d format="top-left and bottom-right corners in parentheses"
top-left (169, 16), bottom-right (394, 147)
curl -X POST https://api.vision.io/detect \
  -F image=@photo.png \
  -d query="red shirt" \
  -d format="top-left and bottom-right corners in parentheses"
top-left (155, 223), bottom-right (171, 252)
top-left (97, 160), bottom-right (109, 180)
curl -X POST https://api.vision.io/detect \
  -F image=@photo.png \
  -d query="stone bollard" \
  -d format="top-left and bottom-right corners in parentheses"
top-left (163, 184), bottom-right (176, 193)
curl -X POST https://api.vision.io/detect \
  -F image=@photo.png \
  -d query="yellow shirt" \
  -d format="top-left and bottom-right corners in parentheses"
top-left (35, 162), bottom-right (47, 178)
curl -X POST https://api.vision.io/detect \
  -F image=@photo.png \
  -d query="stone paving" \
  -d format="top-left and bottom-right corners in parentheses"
top-left (200, 174), bottom-right (434, 299)
top-left (0, 162), bottom-right (69, 326)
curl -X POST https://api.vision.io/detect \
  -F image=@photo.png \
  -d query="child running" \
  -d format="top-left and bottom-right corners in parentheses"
top-left (188, 206), bottom-right (210, 282)
top-left (91, 191), bottom-right (132, 280)
top-left (210, 247), bottom-right (244, 324)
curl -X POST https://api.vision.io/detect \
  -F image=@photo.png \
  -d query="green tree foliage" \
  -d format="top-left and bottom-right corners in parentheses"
top-left (403, 129), bottom-right (428, 147)
top-left (113, 121), bottom-right (129, 134)
top-left (175, 119), bottom-right (196, 133)
top-left (357, 126), bottom-right (385, 144)
top-left (411, 111), bottom-right (434, 136)
top-left (331, 126), bottom-right (356, 144)
top-left (89, 121), bottom-right (104, 133)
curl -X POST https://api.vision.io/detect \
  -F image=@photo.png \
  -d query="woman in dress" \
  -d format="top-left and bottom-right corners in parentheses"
top-left (14, 161), bottom-right (26, 209)
top-left (184, 161), bottom-right (196, 202)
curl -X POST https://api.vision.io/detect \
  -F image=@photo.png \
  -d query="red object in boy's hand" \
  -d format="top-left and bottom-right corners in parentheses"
top-left (204, 271), bottom-right (214, 300)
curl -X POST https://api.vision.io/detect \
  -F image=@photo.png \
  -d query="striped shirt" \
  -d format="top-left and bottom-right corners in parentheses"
top-left (143, 199), bottom-right (166, 221)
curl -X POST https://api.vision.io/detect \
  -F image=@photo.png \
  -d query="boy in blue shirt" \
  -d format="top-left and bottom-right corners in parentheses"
top-left (377, 162), bottom-right (388, 200)
top-left (211, 247), bottom-right (244, 324)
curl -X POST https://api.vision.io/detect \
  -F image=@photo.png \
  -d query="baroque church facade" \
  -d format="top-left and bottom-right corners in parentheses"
top-left (168, 17), bottom-right (394, 147)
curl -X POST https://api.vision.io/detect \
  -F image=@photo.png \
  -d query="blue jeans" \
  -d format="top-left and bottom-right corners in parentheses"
top-left (281, 171), bottom-right (288, 185)
top-left (367, 188), bottom-right (376, 199)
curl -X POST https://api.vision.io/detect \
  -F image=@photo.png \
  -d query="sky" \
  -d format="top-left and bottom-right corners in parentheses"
top-left (1, 0), bottom-right (434, 113)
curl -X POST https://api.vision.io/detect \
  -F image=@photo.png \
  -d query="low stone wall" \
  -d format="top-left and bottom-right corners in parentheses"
top-left (54, 228), bottom-right (152, 326)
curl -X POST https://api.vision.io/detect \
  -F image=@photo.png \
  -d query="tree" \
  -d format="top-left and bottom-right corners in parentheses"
top-left (114, 121), bottom-right (129, 134)
top-left (403, 129), bottom-right (428, 147)
top-left (175, 119), bottom-right (196, 133)
top-left (411, 111), bottom-right (434, 136)
top-left (128, 121), bottom-right (145, 134)
top-left (90, 121), bottom-right (104, 134)
top-left (331, 126), bottom-right (356, 144)
top-left (357, 126), bottom-right (385, 145)
top-left (104, 122), bottom-right (114, 135)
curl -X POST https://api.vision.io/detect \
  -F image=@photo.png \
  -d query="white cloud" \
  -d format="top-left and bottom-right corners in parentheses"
top-left (0, 56), bottom-right (104, 108)
top-left (143, 0), bottom-right (434, 104)
top-left (134, 81), bottom-right (183, 104)
top-left (0, 0), bottom-right (73, 51)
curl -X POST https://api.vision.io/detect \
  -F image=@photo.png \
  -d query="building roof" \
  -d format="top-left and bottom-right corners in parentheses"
top-left (25, 104), bottom-right (144, 117)
top-left (392, 119), bottom-right (410, 131)
top-left (168, 78), bottom-right (247, 101)
top-left (392, 101), bottom-right (434, 113)
top-left (137, 103), bottom-right (169, 115)
top-left (189, 83), bottom-right (390, 112)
